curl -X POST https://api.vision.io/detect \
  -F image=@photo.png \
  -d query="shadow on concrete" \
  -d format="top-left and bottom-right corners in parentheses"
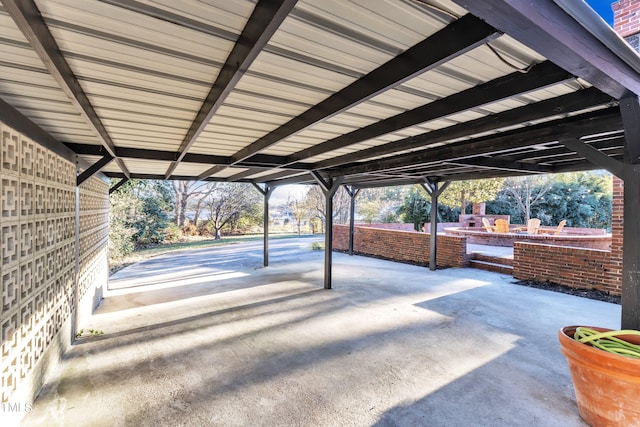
top-left (371, 347), bottom-right (584, 427)
top-left (72, 286), bottom-right (326, 351)
top-left (101, 238), bottom-right (325, 313)
top-left (22, 240), bottom-right (620, 426)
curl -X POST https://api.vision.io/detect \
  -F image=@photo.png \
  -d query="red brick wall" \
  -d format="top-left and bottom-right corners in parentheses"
top-left (613, 0), bottom-right (640, 37)
top-left (365, 222), bottom-right (462, 233)
top-left (513, 176), bottom-right (623, 295)
top-left (513, 243), bottom-right (620, 293)
top-left (333, 224), bottom-right (350, 250)
top-left (332, 225), bottom-right (469, 268)
top-left (610, 176), bottom-right (624, 287)
top-left (363, 223), bottom-right (417, 231)
top-left (446, 228), bottom-right (611, 250)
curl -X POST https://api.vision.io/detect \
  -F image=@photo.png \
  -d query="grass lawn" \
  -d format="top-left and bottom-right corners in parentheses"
top-left (109, 233), bottom-right (318, 275)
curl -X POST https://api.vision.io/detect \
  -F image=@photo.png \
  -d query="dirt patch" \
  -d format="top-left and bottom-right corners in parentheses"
top-left (512, 280), bottom-right (621, 305)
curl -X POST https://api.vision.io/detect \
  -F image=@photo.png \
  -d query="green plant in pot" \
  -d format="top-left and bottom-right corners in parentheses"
top-left (558, 326), bottom-right (640, 426)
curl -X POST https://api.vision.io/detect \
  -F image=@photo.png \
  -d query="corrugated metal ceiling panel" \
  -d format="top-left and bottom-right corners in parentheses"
top-left (36, 0), bottom-right (238, 59)
top-left (296, 0), bottom-right (461, 48)
top-left (192, 0), bottom-right (456, 158)
top-left (122, 158), bottom-right (172, 174)
top-left (0, 9), bottom-right (102, 145)
top-left (256, 30), bottom-right (556, 158)
top-left (290, 77), bottom-right (591, 163)
top-left (210, 167), bottom-right (249, 179)
top-left (0, 0), bottom-right (627, 186)
top-left (29, 0), bottom-right (259, 156)
top-left (171, 162), bottom-right (216, 177)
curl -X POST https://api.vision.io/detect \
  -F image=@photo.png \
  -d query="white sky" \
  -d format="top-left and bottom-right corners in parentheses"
top-left (270, 184), bottom-right (311, 205)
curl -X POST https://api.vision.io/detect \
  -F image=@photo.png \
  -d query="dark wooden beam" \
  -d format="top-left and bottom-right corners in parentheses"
top-left (251, 183), bottom-right (275, 267)
top-left (620, 95), bottom-right (640, 329)
top-left (220, 14), bottom-right (500, 170)
top-left (3, 0), bottom-right (130, 177)
top-left (64, 143), bottom-right (126, 157)
top-left (427, 169), bottom-right (531, 183)
top-left (560, 138), bottom-right (623, 178)
top-left (311, 173), bottom-right (344, 290)
top-left (451, 0), bottom-right (640, 98)
top-left (313, 88), bottom-right (613, 169)
top-left (265, 173), bottom-right (314, 187)
top-left (420, 179), bottom-right (450, 271)
top-left (622, 165), bottom-right (640, 330)
top-left (506, 136), bottom-right (623, 163)
top-left (103, 172), bottom-right (253, 183)
top-left (240, 153), bottom-right (313, 169)
top-left (77, 154), bottom-right (114, 186)
top-left (283, 61), bottom-right (573, 165)
top-left (109, 178), bottom-right (130, 195)
top-left (445, 157), bottom-right (553, 174)
top-left (1, 98), bottom-right (76, 162)
top-left (63, 143), bottom-right (315, 174)
top-left (620, 95), bottom-right (640, 164)
top-left (226, 169), bottom-right (262, 181)
top-left (197, 166), bottom-right (225, 180)
top-left (253, 169), bottom-right (299, 183)
top-left (330, 109), bottom-right (622, 177)
top-left (349, 179), bottom-right (423, 189)
top-left (164, 0), bottom-right (298, 178)
top-left (344, 185), bottom-right (361, 256)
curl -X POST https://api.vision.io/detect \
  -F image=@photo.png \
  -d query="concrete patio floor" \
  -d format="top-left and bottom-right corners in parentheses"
top-left (21, 237), bottom-right (620, 426)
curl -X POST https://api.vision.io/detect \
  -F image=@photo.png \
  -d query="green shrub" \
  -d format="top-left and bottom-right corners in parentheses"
top-left (182, 223), bottom-right (199, 236)
top-left (163, 223), bottom-right (183, 242)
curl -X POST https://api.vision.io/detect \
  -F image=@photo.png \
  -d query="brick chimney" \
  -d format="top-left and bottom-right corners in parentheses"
top-left (613, 0), bottom-right (640, 51)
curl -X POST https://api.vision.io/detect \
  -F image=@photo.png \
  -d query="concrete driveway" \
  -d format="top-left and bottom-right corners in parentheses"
top-left (22, 237), bottom-right (620, 426)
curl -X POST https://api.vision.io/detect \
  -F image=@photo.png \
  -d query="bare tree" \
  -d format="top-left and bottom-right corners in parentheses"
top-left (288, 197), bottom-right (308, 236)
top-left (204, 183), bottom-right (261, 239)
top-left (304, 186), bottom-right (351, 232)
top-left (171, 181), bottom-right (214, 227)
top-left (189, 183), bottom-right (216, 225)
top-left (503, 176), bottom-right (554, 223)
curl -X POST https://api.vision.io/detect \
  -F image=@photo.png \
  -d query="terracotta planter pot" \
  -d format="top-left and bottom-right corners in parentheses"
top-left (558, 326), bottom-right (640, 427)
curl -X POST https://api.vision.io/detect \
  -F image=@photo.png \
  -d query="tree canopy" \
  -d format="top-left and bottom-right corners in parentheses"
top-left (439, 178), bottom-right (504, 213)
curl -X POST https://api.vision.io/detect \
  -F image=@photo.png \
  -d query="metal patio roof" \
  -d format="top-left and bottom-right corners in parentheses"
top-left (1, 0), bottom-right (639, 188)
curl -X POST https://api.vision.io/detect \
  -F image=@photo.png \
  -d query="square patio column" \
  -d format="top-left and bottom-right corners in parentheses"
top-left (344, 186), bottom-right (360, 256)
top-left (252, 183), bottom-right (274, 267)
top-left (312, 172), bottom-right (344, 289)
top-left (421, 179), bottom-right (450, 271)
top-left (620, 95), bottom-right (640, 329)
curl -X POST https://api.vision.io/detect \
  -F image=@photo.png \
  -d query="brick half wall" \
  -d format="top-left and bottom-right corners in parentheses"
top-left (513, 243), bottom-right (621, 294)
top-left (332, 225), bottom-right (469, 268)
top-left (512, 176), bottom-right (623, 295)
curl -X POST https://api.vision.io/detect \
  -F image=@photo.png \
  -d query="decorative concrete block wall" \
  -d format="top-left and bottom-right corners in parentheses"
top-left (333, 224), bottom-right (469, 268)
top-left (0, 121), bottom-right (108, 411)
top-left (78, 178), bottom-right (109, 323)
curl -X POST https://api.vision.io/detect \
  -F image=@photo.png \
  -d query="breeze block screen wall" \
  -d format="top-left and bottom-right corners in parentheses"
top-left (0, 121), bottom-right (108, 412)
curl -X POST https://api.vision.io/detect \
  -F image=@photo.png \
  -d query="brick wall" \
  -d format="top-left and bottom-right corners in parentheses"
top-left (513, 176), bottom-right (623, 295)
top-left (513, 243), bottom-right (619, 293)
top-left (333, 225), bottom-right (469, 268)
top-left (363, 223), bottom-right (417, 231)
top-left (364, 222), bottom-right (462, 233)
top-left (610, 176), bottom-right (624, 287)
top-left (613, 0), bottom-right (640, 38)
top-left (446, 228), bottom-right (611, 250)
